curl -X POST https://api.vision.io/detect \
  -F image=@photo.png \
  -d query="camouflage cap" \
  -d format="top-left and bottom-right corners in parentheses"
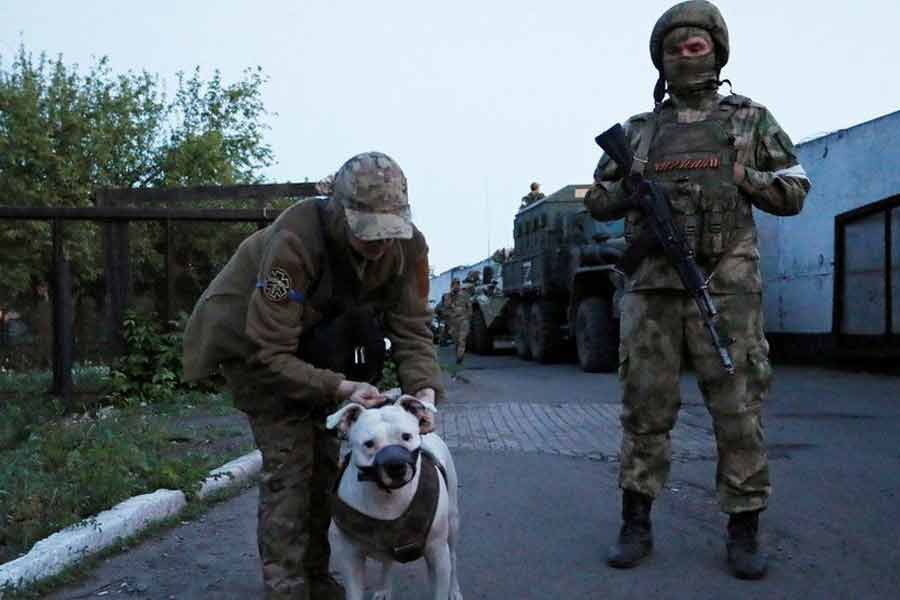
top-left (650, 0), bottom-right (730, 71)
top-left (333, 151), bottom-right (413, 241)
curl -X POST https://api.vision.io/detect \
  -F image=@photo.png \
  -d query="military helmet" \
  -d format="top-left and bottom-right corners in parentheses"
top-left (332, 151), bottom-right (413, 241)
top-left (650, 0), bottom-right (730, 71)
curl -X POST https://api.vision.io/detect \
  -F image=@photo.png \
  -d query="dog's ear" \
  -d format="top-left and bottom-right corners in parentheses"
top-left (325, 403), bottom-right (366, 437)
top-left (399, 394), bottom-right (437, 434)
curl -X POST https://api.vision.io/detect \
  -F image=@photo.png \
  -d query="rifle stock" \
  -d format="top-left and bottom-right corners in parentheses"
top-left (595, 124), bottom-right (634, 175)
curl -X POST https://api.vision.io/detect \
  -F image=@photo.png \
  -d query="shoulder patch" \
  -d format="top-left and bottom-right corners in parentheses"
top-left (262, 267), bottom-right (293, 303)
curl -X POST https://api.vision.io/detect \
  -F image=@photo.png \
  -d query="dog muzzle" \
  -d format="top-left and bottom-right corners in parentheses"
top-left (357, 446), bottom-right (421, 491)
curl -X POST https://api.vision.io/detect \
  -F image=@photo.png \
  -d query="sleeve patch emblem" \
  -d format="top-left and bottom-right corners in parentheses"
top-left (263, 267), bottom-right (292, 303)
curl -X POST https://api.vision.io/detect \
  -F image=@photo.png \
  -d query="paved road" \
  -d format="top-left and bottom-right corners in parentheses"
top-left (48, 349), bottom-right (900, 599)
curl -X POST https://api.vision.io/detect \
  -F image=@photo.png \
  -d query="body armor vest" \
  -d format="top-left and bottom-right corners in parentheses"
top-left (625, 99), bottom-right (755, 266)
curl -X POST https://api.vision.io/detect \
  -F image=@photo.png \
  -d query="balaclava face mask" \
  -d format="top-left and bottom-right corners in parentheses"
top-left (662, 26), bottom-right (719, 99)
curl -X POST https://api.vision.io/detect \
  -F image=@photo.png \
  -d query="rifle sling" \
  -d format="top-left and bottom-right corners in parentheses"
top-left (630, 110), bottom-right (659, 177)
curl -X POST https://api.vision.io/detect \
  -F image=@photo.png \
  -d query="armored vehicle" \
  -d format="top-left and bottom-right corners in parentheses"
top-left (501, 184), bottom-right (625, 372)
top-left (467, 266), bottom-right (511, 354)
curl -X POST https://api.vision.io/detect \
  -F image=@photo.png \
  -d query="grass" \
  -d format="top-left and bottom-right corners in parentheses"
top-left (0, 366), bottom-right (253, 566)
top-left (0, 363), bottom-right (113, 452)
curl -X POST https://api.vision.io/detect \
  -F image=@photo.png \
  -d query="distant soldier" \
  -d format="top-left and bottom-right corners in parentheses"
top-left (520, 182), bottom-right (546, 208)
top-left (441, 278), bottom-right (472, 364)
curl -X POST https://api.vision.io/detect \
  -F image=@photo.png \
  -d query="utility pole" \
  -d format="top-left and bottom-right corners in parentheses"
top-left (484, 177), bottom-right (491, 258)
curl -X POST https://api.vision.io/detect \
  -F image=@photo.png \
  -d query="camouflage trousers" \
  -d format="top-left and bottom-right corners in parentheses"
top-left (227, 370), bottom-right (340, 600)
top-left (617, 291), bottom-right (773, 514)
top-left (449, 317), bottom-right (470, 360)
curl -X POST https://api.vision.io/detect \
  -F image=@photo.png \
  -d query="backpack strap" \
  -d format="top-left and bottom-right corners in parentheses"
top-left (631, 108), bottom-right (661, 177)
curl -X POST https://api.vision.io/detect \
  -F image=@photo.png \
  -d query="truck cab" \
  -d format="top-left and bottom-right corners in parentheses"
top-left (501, 185), bottom-right (625, 371)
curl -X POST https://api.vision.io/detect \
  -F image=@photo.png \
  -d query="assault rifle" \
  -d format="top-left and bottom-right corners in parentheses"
top-left (595, 123), bottom-right (735, 375)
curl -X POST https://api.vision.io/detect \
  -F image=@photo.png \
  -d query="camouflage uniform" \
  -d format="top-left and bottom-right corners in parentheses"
top-left (182, 152), bottom-right (443, 599)
top-left (586, 0), bottom-right (810, 525)
top-left (441, 287), bottom-right (472, 361)
top-left (589, 92), bottom-right (809, 514)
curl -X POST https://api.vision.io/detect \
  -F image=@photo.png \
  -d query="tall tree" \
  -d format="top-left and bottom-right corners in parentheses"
top-left (0, 46), bottom-right (274, 310)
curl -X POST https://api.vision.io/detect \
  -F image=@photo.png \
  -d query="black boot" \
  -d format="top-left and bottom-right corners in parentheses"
top-left (726, 510), bottom-right (768, 580)
top-left (607, 490), bottom-right (654, 568)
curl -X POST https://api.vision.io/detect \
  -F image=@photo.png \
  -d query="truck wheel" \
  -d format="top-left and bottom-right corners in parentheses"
top-left (469, 309), bottom-right (494, 355)
top-left (529, 300), bottom-right (562, 363)
top-left (575, 296), bottom-right (619, 372)
top-left (514, 302), bottom-right (532, 360)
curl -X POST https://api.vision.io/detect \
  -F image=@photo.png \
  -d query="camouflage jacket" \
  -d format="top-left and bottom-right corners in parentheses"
top-left (439, 289), bottom-right (472, 322)
top-left (182, 197), bottom-right (444, 407)
top-left (585, 93), bottom-right (811, 293)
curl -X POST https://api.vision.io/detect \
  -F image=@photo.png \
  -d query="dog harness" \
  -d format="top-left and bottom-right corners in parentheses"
top-left (332, 451), bottom-right (446, 563)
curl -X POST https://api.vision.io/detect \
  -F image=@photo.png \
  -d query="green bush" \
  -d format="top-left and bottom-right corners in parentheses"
top-left (106, 311), bottom-right (210, 405)
top-left (378, 355), bottom-right (400, 390)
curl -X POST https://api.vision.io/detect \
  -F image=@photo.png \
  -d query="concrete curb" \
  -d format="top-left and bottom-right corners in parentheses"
top-left (198, 450), bottom-right (262, 499)
top-left (0, 450), bottom-right (262, 595)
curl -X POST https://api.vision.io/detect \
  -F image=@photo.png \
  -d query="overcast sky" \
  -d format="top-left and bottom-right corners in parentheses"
top-left (4, 0), bottom-right (900, 273)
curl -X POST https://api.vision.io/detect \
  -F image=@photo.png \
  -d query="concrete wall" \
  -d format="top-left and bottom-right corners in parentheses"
top-left (756, 109), bottom-right (900, 335)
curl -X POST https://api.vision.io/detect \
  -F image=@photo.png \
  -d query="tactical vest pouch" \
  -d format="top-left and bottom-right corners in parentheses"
top-left (700, 186), bottom-right (741, 257)
top-left (668, 179), bottom-right (702, 254)
top-left (643, 108), bottom-right (750, 263)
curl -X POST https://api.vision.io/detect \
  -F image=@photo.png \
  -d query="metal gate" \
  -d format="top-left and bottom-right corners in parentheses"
top-left (0, 182), bottom-right (320, 406)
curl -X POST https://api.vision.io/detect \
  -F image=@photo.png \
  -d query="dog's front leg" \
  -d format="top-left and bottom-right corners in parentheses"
top-left (424, 542), bottom-right (452, 600)
top-left (371, 559), bottom-right (395, 600)
top-left (329, 522), bottom-right (367, 600)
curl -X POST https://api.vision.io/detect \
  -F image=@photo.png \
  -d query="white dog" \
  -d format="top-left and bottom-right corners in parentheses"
top-left (326, 394), bottom-right (462, 600)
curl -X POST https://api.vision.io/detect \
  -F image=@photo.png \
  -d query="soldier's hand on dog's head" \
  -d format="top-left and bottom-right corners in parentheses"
top-left (413, 387), bottom-right (436, 408)
top-left (337, 380), bottom-right (384, 408)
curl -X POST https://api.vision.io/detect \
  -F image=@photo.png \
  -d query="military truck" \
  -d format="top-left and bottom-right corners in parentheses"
top-left (501, 184), bottom-right (625, 372)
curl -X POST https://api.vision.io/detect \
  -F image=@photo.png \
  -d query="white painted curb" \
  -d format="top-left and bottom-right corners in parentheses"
top-left (198, 450), bottom-right (262, 499)
top-left (0, 450), bottom-right (262, 594)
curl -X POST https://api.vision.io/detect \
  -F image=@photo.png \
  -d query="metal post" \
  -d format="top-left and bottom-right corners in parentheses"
top-left (165, 217), bottom-right (176, 325)
top-left (51, 218), bottom-right (74, 408)
top-left (256, 197), bottom-right (267, 231)
top-left (99, 189), bottom-right (131, 355)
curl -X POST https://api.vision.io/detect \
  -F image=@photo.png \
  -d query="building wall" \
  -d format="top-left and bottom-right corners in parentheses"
top-left (756, 110), bottom-right (900, 341)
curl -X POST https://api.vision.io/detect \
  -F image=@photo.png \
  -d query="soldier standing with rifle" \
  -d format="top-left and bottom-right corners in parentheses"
top-left (585, 0), bottom-right (810, 579)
